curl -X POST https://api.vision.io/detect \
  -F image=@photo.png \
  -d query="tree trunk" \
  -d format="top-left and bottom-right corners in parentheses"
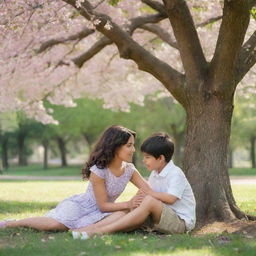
top-left (250, 136), bottom-right (256, 168)
top-left (42, 140), bottom-right (49, 170)
top-left (17, 133), bottom-right (27, 166)
top-left (82, 133), bottom-right (93, 152)
top-left (56, 137), bottom-right (68, 167)
top-left (171, 124), bottom-right (184, 166)
top-left (183, 95), bottom-right (252, 225)
top-left (1, 135), bottom-right (9, 169)
top-left (228, 147), bottom-right (233, 169)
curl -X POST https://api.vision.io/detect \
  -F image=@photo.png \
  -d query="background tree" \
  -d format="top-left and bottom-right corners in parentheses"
top-left (232, 93), bottom-right (256, 168)
top-left (0, 113), bottom-right (18, 170)
top-left (30, 123), bottom-right (55, 169)
top-left (14, 113), bottom-right (40, 166)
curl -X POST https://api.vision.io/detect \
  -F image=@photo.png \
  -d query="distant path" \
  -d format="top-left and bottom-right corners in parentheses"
top-left (1, 175), bottom-right (256, 184)
top-left (229, 176), bottom-right (256, 185)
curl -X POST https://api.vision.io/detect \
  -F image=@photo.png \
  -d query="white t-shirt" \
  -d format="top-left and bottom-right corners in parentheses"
top-left (148, 160), bottom-right (196, 231)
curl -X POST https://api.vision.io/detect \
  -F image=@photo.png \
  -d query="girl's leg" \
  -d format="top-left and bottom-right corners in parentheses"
top-left (88, 195), bottom-right (163, 236)
top-left (74, 211), bottom-right (128, 233)
top-left (5, 217), bottom-right (68, 231)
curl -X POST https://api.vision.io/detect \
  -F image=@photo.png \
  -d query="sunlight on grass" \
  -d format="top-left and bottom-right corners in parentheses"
top-left (232, 184), bottom-right (256, 215)
top-left (0, 181), bottom-right (137, 219)
top-left (0, 182), bottom-right (255, 219)
top-left (128, 248), bottom-right (214, 256)
top-left (0, 181), bottom-right (255, 256)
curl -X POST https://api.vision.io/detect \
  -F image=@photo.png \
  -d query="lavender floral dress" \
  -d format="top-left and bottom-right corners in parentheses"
top-left (46, 162), bottom-right (135, 229)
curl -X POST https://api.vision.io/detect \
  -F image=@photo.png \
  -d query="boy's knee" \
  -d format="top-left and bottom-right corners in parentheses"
top-left (116, 210), bottom-right (128, 217)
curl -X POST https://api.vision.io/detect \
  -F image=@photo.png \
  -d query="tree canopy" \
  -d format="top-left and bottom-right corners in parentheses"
top-left (0, 0), bottom-right (255, 123)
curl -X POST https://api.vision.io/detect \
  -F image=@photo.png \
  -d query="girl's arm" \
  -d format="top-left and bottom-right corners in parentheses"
top-left (131, 171), bottom-right (177, 205)
top-left (138, 187), bottom-right (178, 205)
top-left (128, 170), bottom-right (152, 209)
top-left (130, 170), bottom-right (151, 190)
top-left (90, 173), bottom-right (131, 212)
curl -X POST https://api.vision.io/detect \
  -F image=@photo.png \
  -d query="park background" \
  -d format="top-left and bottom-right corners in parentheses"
top-left (1, 94), bottom-right (256, 176)
top-left (1, 0), bottom-right (256, 255)
top-left (1, 95), bottom-right (256, 256)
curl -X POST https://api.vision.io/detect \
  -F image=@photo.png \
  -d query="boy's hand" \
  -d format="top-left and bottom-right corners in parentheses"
top-left (128, 192), bottom-right (145, 210)
top-left (139, 187), bottom-right (155, 197)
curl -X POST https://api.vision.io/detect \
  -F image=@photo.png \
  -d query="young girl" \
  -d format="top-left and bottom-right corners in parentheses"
top-left (0, 125), bottom-right (149, 231)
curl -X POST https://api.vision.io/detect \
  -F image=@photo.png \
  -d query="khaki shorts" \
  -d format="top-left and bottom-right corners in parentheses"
top-left (143, 203), bottom-right (186, 234)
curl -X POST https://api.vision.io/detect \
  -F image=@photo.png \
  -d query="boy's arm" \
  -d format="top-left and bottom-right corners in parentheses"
top-left (139, 187), bottom-right (178, 205)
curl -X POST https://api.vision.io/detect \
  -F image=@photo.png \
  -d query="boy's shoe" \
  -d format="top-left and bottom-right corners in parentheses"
top-left (71, 231), bottom-right (89, 240)
top-left (81, 232), bottom-right (89, 240)
top-left (71, 231), bottom-right (81, 239)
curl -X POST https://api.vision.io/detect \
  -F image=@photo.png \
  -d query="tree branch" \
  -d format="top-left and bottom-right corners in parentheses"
top-left (235, 30), bottom-right (256, 84)
top-left (72, 11), bottom-right (222, 69)
top-left (141, 0), bottom-right (167, 16)
top-left (128, 13), bottom-right (166, 34)
top-left (62, 0), bottom-right (187, 105)
top-left (97, 22), bottom-right (186, 104)
top-left (209, 0), bottom-right (250, 93)
top-left (139, 24), bottom-right (178, 49)
top-left (72, 36), bottom-right (112, 67)
top-left (196, 15), bottom-right (222, 28)
top-left (37, 28), bottom-right (95, 53)
top-left (162, 0), bottom-right (207, 84)
top-left (139, 15), bottom-right (222, 50)
top-left (72, 13), bottom-right (167, 67)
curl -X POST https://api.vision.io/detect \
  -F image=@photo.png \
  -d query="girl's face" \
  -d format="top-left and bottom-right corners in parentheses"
top-left (115, 135), bottom-right (135, 162)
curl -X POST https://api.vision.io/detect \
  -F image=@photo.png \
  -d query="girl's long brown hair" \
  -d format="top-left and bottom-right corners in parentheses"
top-left (82, 125), bottom-right (136, 179)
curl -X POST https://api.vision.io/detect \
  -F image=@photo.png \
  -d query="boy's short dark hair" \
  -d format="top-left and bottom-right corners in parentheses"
top-left (140, 133), bottom-right (174, 163)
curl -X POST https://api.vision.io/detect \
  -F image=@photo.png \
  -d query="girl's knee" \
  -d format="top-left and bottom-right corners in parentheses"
top-left (142, 195), bottom-right (159, 207)
top-left (49, 220), bottom-right (67, 230)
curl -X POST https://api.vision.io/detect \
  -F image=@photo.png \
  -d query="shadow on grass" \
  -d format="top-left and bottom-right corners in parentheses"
top-left (0, 231), bottom-right (255, 256)
top-left (0, 200), bottom-right (57, 215)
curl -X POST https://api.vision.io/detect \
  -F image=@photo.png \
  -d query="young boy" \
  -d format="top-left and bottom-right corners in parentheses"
top-left (73, 133), bottom-right (196, 238)
top-left (139, 132), bottom-right (196, 233)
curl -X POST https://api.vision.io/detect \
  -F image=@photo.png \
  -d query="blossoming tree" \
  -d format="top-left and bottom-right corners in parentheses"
top-left (1, 0), bottom-right (256, 225)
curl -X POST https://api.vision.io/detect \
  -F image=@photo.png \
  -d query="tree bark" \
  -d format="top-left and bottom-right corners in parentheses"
top-left (183, 93), bottom-right (254, 225)
top-left (170, 124), bottom-right (184, 166)
top-left (1, 135), bottom-right (9, 169)
top-left (17, 133), bottom-right (27, 166)
top-left (250, 136), bottom-right (256, 168)
top-left (228, 147), bottom-right (233, 169)
top-left (56, 137), bottom-right (68, 167)
top-left (42, 140), bottom-right (49, 170)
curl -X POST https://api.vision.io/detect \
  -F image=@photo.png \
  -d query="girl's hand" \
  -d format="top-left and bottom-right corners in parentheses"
top-left (128, 193), bottom-right (144, 210)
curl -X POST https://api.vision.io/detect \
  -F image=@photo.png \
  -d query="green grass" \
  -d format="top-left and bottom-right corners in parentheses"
top-left (0, 181), bottom-right (255, 255)
top-left (2, 164), bottom-right (82, 176)
top-left (0, 230), bottom-right (255, 256)
top-left (232, 184), bottom-right (256, 216)
top-left (3, 164), bottom-right (256, 177)
top-left (229, 168), bottom-right (256, 176)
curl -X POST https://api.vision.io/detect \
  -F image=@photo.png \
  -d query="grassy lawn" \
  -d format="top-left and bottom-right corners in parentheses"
top-left (2, 164), bottom-right (256, 177)
top-left (228, 168), bottom-right (256, 176)
top-left (0, 181), bottom-right (255, 256)
top-left (1, 164), bottom-right (82, 176)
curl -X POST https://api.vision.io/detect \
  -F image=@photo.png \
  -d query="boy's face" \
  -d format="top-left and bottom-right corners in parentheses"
top-left (142, 152), bottom-right (164, 172)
